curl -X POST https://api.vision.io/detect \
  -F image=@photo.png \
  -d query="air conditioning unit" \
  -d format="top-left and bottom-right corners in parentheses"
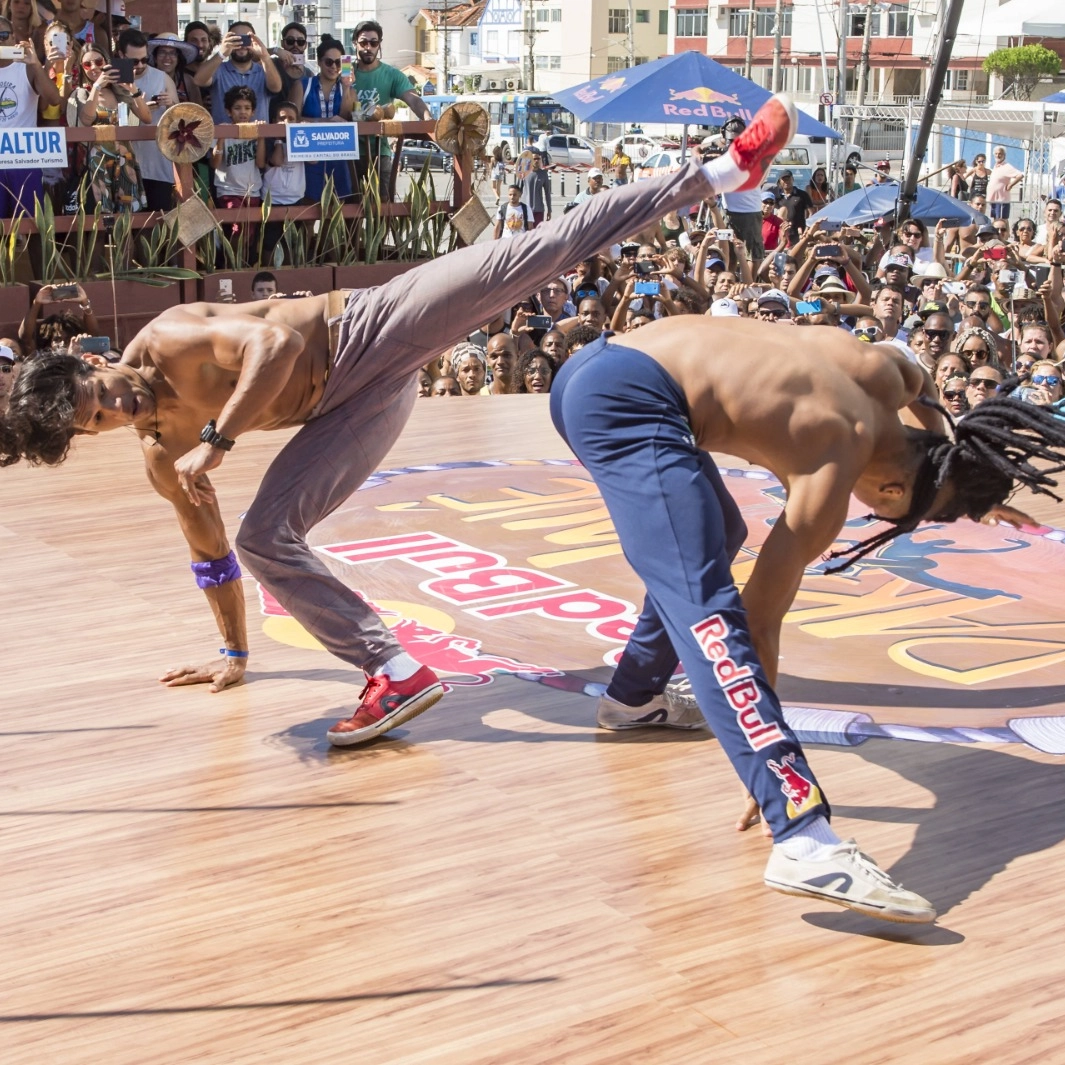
top-left (505, 77), bottom-right (522, 90)
top-left (486, 78), bottom-right (503, 90)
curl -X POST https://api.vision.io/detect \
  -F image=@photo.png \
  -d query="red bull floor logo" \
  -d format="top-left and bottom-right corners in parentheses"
top-left (252, 460), bottom-right (1065, 754)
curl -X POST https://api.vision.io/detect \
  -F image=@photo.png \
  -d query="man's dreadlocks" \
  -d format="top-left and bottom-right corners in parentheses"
top-left (824, 394), bottom-right (1065, 573)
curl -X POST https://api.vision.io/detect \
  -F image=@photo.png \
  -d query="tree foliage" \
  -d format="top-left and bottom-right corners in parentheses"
top-left (983, 45), bottom-right (1061, 100)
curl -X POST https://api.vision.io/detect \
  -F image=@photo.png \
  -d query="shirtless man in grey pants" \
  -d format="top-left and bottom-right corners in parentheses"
top-left (2, 94), bottom-right (798, 747)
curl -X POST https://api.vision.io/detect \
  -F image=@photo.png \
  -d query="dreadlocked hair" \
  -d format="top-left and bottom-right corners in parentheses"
top-left (0, 352), bottom-right (94, 468)
top-left (823, 395), bottom-right (1065, 573)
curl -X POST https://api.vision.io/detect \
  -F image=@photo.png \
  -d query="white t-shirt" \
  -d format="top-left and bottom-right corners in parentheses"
top-left (721, 189), bottom-right (763, 213)
top-left (130, 66), bottom-right (179, 183)
top-left (214, 138), bottom-right (262, 198)
top-left (262, 159), bottom-right (305, 205)
top-left (497, 202), bottom-right (529, 238)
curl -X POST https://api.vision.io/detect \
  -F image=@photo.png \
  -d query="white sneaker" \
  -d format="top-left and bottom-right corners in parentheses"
top-left (764, 840), bottom-right (936, 924)
top-left (596, 683), bottom-right (711, 732)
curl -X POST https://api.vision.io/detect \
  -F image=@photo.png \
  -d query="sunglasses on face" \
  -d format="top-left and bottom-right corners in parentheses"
top-left (963, 346), bottom-right (989, 358)
top-left (943, 390), bottom-right (967, 402)
top-left (925, 329), bottom-right (952, 340)
top-left (1017, 225), bottom-right (1034, 232)
top-left (903, 230), bottom-right (922, 238)
top-left (356, 37), bottom-right (380, 46)
top-left (283, 36), bottom-right (306, 47)
top-left (320, 56), bottom-right (342, 66)
top-left (969, 378), bottom-right (999, 389)
top-left (1031, 374), bottom-right (1061, 387)
top-left (854, 327), bottom-right (881, 339)
top-left (83, 57), bottom-right (107, 68)
top-left (0, 31), bottom-right (12, 40)
top-left (1017, 361), bottom-right (1035, 372)
top-left (543, 287), bottom-right (566, 295)
top-left (994, 226), bottom-right (1009, 233)
top-left (964, 300), bottom-right (990, 310)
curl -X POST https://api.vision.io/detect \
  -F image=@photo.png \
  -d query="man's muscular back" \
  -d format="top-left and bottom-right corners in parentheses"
top-left (612, 316), bottom-right (931, 484)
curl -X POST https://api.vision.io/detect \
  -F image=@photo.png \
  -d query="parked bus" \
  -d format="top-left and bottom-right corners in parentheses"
top-left (421, 92), bottom-right (576, 160)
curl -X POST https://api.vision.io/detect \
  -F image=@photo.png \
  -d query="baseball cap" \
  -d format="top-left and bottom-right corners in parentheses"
top-left (588, 168), bottom-right (603, 179)
top-left (976, 223), bottom-right (997, 239)
top-left (705, 254), bottom-right (726, 270)
top-left (709, 297), bottom-right (740, 317)
top-left (0, 344), bottom-right (15, 363)
top-left (779, 169), bottom-right (794, 180)
top-left (917, 300), bottom-right (949, 319)
top-left (761, 191), bottom-right (777, 203)
top-left (757, 288), bottom-right (790, 310)
top-left (884, 254), bottom-right (914, 271)
top-left (876, 159), bottom-right (891, 171)
top-left (813, 265), bottom-right (840, 279)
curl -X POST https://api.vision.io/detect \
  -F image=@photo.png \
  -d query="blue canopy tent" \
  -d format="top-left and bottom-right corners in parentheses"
top-left (809, 181), bottom-right (989, 229)
top-left (1042, 91), bottom-right (1065, 104)
top-left (552, 51), bottom-right (839, 139)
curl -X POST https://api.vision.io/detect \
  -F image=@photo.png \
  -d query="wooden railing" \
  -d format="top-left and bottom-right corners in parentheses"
top-left (3, 119), bottom-right (477, 244)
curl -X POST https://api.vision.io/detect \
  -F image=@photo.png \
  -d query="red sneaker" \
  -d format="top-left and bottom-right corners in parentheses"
top-left (327, 665), bottom-right (444, 747)
top-left (728, 94), bottom-right (799, 191)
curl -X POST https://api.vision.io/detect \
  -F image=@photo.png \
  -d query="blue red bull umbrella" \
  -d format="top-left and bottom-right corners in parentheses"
top-left (808, 181), bottom-right (989, 229)
top-left (551, 50), bottom-right (838, 138)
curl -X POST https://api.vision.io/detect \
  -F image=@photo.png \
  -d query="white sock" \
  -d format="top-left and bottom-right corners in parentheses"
top-left (775, 816), bottom-right (842, 860)
top-left (379, 652), bottom-right (421, 682)
top-left (700, 149), bottom-right (745, 196)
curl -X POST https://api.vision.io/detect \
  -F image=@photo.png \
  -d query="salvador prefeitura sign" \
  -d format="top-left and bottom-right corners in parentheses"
top-left (285, 122), bottom-right (360, 162)
top-left (0, 127), bottom-right (67, 168)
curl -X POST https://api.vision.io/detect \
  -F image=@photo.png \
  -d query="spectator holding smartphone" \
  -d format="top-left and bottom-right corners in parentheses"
top-left (148, 32), bottom-right (200, 106)
top-left (0, 16), bottom-right (61, 218)
top-left (0, 0), bottom-right (43, 58)
top-left (67, 43), bottom-right (149, 211)
top-left (270, 20), bottom-right (312, 113)
top-left (19, 283), bottom-right (101, 350)
top-left (195, 20), bottom-right (280, 126)
top-left (116, 30), bottom-right (179, 213)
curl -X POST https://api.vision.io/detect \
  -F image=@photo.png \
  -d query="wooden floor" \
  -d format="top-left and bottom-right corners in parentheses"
top-left (3, 397), bottom-right (1065, 1065)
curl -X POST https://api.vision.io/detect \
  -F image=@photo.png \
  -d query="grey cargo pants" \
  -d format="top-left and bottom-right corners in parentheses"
top-left (236, 161), bottom-right (716, 675)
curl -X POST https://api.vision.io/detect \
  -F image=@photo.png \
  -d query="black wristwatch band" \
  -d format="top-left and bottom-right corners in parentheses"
top-left (200, 420), bottom-right (235, 451)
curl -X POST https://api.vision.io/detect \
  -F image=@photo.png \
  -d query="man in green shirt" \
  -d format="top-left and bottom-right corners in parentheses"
top-left (352, 19), bottom-right (431, 194)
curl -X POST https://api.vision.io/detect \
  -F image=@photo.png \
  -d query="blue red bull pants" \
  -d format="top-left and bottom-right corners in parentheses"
top-left (550, 336), bottom-right (830, 840)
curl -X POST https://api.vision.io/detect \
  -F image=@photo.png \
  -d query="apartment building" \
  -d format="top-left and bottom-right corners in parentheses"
top-left (666, 0), bottom-right (991, 108)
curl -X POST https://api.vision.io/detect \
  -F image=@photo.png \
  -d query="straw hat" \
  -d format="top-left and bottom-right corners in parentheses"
top-left (156, 102), bottom-right (214, 164)
top-left (148, 32), bottom-right (198, 65)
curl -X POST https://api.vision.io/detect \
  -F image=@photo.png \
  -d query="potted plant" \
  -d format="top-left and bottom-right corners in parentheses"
top-left (30, 193), bottom-right (198, 348)
top-left (0, 208), bottom-right (31, 340)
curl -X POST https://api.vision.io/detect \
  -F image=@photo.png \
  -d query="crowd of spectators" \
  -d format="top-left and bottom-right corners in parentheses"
top-left (423, 129), bottom-right (1065, 415)
top-left (0, 13), bottom-right (428, 220)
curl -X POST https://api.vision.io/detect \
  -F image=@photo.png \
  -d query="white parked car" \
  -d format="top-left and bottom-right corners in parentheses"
top-left (633, 149), bottom-right (685, 181)
top-left (614, 132), bottom-right (667, 164)
top-left (537, 133), bottom-right (599, 167)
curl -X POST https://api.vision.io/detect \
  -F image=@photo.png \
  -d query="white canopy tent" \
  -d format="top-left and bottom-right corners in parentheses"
top-left (957, 0), bottom-right (1065, 42)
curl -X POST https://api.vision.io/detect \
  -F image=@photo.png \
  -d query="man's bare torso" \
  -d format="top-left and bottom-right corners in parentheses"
top-left (121, 295), bottom-right (333, 443)
top-left (610, 317), bottom-right (924, 487)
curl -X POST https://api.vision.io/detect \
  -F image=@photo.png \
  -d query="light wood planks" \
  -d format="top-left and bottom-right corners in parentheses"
top-left (1, 396), bottom-right (1064, 1065)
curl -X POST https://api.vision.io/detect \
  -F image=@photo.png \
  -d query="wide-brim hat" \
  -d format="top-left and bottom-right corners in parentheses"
top-left (148, 33), bottom-right (198, 64)
top-left (817, 277), bottom-right (851, 295)
top-left (156, 102), bottom-right (214, 163)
